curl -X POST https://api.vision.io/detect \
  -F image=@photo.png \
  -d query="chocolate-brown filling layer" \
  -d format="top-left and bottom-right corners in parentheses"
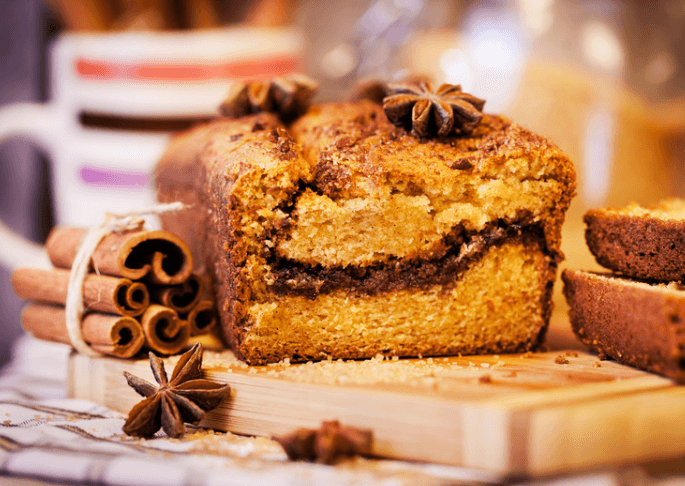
top-left (267, 221), bottom-right (551, 299)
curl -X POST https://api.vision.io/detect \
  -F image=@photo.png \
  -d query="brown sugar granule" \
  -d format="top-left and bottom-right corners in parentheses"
top-left (554, 355), bottom-right (569, 365)
top-left (478, 374), bottom-right (492, 383)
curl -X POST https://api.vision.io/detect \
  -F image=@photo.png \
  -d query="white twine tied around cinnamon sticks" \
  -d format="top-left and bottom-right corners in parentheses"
top-left (64, 202), bottom-right (186, 357)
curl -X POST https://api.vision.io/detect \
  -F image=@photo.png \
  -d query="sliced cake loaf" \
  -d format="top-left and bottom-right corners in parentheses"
top-left (155, 83), bottom-right (576, 364)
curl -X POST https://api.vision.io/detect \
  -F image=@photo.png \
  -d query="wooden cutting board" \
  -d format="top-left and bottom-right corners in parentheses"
top-left (68, 343), bottom-right (685, 478)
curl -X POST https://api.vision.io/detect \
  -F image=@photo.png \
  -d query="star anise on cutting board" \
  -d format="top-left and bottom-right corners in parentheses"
top-left (273, 420), bottom-right (373, 464)
top-left (122, 343), bottom-right (230, 438)
top-left (219, 74), bottom-right (318, 121)
top-left (383, 81), bottom-right (485, 137)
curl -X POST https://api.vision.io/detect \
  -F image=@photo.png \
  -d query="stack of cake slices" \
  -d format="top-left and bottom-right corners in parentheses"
top-left (563, 199), bottom-right (685, 382)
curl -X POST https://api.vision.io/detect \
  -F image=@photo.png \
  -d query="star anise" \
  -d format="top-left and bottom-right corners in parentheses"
top-left (219, 74), bottom-right (318, 121)
top-left (383, 81), bottom-right (485, 137)
top-left (351, 79), bottom-right (388, 104)
top-left (273, 420), bottom-right (373, 464)
top-left (122, 343), bottom-right (230, 438)
top-left (351, 75), bottom-right (432, 104)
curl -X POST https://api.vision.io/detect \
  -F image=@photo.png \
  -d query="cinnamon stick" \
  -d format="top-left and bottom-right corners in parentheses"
top-left (140, 304), bottom-right (190, 355)
top-left (22, 304), bottom-right (145, 359)
top-left (46, 226), bottom-right (193, 285)
top-left (151, 274), bottom-right (202, 314)
top-left (186, 301), bottom-right (218, 336)
top-left (12, 267), bottom-right (150, 317)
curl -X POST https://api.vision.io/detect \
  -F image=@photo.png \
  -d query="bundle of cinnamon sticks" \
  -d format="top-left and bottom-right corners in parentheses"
top-left (12, 226), bottom-right (218, 359)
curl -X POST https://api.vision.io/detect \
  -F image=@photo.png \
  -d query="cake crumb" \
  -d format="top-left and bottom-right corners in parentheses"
top-left (593, 361), bottom-right (602, 368)
top-left (520, 352), bottom-right (532, 359)
top-left (507, 371), bottom-right (518, 378)
top-left (565, 351), bottom-right (579, 357)
top-left (478, 374), bottom-right (492, 383)
top-left (554, 355), bottom-right (569, 365)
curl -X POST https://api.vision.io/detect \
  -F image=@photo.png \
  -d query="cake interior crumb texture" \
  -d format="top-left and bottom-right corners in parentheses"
top-left (155, 100), bottom-right (576, 364)
top-left (243, 239), bottom-right (552, 363)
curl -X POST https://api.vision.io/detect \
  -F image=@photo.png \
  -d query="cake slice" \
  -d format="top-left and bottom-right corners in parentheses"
top-left (562, 269), bottom-right (685, 382)
top-left (585, 199), bottom-right (685, 281)
top-left (156, 97), bottom-right (576, 364)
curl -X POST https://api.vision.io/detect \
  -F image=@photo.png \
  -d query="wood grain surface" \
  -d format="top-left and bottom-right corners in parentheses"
top-left (68, 343), bottom-right (684, 477)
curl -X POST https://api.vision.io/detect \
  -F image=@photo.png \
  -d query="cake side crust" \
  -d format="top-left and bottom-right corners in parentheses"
top-left (562, 269), bottom-right (685, 382)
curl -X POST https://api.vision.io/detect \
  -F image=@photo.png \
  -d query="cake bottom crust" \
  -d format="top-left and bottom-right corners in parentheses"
top-left (236, 238), bottom-right (554, 364)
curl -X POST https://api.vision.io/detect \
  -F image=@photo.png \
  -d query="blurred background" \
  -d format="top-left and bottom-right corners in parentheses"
top-left (1, 0), bottom-right (684, 366)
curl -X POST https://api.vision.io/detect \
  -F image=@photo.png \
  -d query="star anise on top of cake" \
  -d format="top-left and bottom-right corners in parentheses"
top-left (220, 74), bottom-right (318, 121)
top-left (383, 81), bottom-right (485, 137)
top-left (122, 343), bottom-right (230, 438)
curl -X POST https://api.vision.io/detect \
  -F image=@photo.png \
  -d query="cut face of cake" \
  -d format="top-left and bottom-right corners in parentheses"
top-left (156, 100), bottom-right (576, 364)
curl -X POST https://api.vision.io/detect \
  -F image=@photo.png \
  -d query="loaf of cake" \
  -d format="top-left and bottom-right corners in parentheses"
top-left (585, 199), bottom-right (685, 281)
top-left (155, 79), bottom-right (576, 364)
top-left (563, 269), bottom-right (685, 383)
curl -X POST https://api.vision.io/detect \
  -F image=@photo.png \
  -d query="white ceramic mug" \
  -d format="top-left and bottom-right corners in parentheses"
top-left (0, 27), bottom-right (304, 270)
